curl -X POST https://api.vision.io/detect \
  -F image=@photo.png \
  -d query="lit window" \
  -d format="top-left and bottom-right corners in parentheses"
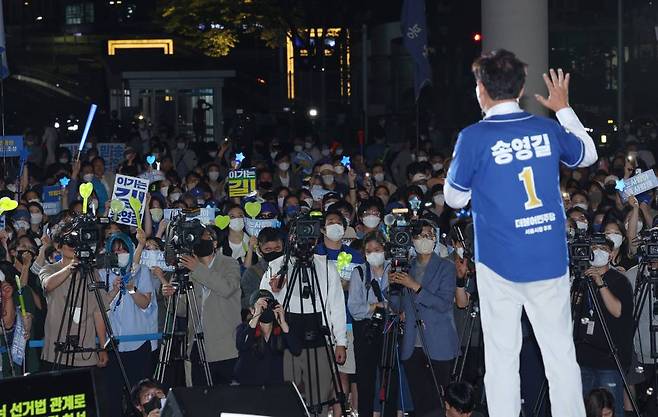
top-left (65, 3), bottom-right (95, 25)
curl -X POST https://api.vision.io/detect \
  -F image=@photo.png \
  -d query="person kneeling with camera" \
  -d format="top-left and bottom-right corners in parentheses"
top-left (576, 238), bottom-right (633, 417)
top-left (235, 289), bottom-right (301, 385)
top-left (179, 226), bottom-right (242, 385)
top-left (388, 220), bottom-right (459, 417)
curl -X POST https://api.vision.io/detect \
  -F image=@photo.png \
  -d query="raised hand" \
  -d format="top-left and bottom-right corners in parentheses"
top-left (535, 68), bottom-right (570, 113)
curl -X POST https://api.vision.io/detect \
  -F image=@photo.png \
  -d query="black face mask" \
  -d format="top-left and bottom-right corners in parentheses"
top-left (260, 308), bottom-right (275, 324)
top-left (193, 240), bottom-right (215, 257)
top-left (262, 251), bottom-right (283, 262)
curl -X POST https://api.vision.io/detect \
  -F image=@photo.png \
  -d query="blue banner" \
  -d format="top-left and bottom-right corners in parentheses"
top-left (42, 185), bottom-right (62, 216)
top-left (401, 0), bottom-right (432, 101)
top-left (0, 136), bottom-right (22, 157)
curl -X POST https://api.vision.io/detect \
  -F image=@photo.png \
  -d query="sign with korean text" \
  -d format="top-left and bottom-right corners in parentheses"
top-left (620, 170), bottom-right (658, 202)
top-left (0, 368), bottom-right (100, 416)
top-left (164, 208), bottom-right (215, 225)
top-left (139, 250), bottom-right (174, 272)
top-left (244, 218), bottom-right (280, 237)
top-left (111, 174), bottom-right (148, 227)
top-left (41, 185), bottom-right (62, 216)
top-left (0, 136), bottom-right (23, 157)
top-left (228, 168), bottom-right (256, 197)
top-left (97, 143), bottom-right (125, 173)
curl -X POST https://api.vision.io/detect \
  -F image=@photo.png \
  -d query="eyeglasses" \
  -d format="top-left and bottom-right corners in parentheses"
top-left (364, 210), bottom-right (380, 216)
top-left (416, 233), bottom-right (436, 240)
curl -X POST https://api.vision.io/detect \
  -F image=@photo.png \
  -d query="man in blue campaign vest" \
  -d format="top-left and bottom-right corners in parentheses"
top-left (445, 50), bottom-right (597, 417)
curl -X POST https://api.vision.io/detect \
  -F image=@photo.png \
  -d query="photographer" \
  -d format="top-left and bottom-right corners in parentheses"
top-left (179, 225), bottom-right (242, 385)
top-left (39, 224), bottom-right (109, 369)
top-left (259, 220), bottom-right (348, 412)
top-left (240, 227), bottom-right (284, 313)
top-left (575, 238), bottom-right (633, 417)
top-left (388, 219), bottom-right (459, 417)
top-left (234, 289), bottom-right (301, 385)
top-left (130, 378), bottom-right (167, 417)
top-left (348, 231), bottom-right (389, 417)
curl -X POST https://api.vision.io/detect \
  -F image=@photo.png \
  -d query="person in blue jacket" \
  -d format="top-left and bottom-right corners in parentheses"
top-left (389, 219), bottom-right (459, 417)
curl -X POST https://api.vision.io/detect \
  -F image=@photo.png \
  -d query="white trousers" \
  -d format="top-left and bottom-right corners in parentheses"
top-left (476, 263), bottom-right (585, 417)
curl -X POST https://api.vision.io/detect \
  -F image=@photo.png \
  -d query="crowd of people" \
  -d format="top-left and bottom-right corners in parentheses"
top-left (1, 81), bottom-right (658, 417)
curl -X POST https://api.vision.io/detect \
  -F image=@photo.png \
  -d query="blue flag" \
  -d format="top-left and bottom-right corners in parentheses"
top-left (401, 0), bottom-right (431, 101)
top-left (0, 0), bottom-right (8, 79)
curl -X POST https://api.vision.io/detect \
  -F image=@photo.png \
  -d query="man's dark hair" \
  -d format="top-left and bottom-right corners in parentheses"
top-left (445, 381), bottom-right (476, 413)
top-left (130, 379), bottom-right (163, 408)
top-left (472, 49), bottom-right (527, 100)
top-left (358, 197), bottom-right (384, 218)
top-left (324, 208), bottom-right (347, 228)
top-left (257, 227), bottom-right (283, 246)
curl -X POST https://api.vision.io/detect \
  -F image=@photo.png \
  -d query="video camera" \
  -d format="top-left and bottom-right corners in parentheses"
top-left (164, 210), bottom-right (206, 267)
top-left (638, 228), bottom-right (658, 262)
top-left (286, 210), bottom-right (323, 259)
top-left (58, 214), bottom-right (117, 269)
top-left (385, 208), bottom-right (415, 275)
top-left (568, 230), bottom-right (607, 276)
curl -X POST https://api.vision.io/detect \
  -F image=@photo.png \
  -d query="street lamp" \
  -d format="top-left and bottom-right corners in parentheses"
top-left (308, 107), bottom-right (319, 118)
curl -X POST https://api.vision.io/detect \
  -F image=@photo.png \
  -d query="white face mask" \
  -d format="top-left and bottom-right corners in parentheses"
top-left (321, 149), bottom-right (331, 156)
top-left (374, 173), bottom-right (385, 183)
top-left (15, 220), bottom-right (29, 230)
top-left (30, 213), bottom-right (43, 225)
top-left (117, 252), bottom-right (130, 268)
top-left (83, 173), bottom-right (94, 182)
top-left (417, 156), bottom-right (428, 162)
top-left (150, 208), bottom-right (164, 223)
top-left (305, 142), bottom-right (313, 149)
top-left (169, 192), bottom-right (181, 202)
top-left (209, 151), bottom-right (218, 158)
top-left (456, 247), bottom-right (465, 259)
top-left (414, 238), bottom-right (435, 255)
top-left (278, 162), bottom-right (290, 172)
top-left (28, 198), bottom-right (40, 204)
top-left (606, 233), bottom-right (623, 250)
top-left (208, 171), bottom-right (220, 181)
top-left (366, 251), bottom-right (386, 267)
top-left (294, 145), bottom-right (303, 152)
top-left (277, 196), bottom-right (285, 209)
top-left (362, 215), bottom-right (380, 229)
top-left (574, 203), bottom-right (589, 211)
top-left (322, 175), bottom-right (335, 185)
top-left (58, 157), bottom-right (69, 164)
top-left (160, 187), bottom-right (168, 197)
top-left (576, 221), bottom-right (588, 231)
top-left (229, 217), bottom-right (245, 231)
top-left (590, 249), bottom-right (609, 267)
top-left (334, 166), bottom-right (345, 175)
top-left (325, 224), bottom-right (345, 242)
top-left (433, 194), bottom-right (445, 206)
top-left (625, 220), bottom-right (644, 232)
top-left (432, 163), bottom-right (443, 172)
top-left (6, 184), bottom-right (16, 192)
top-left (176, 142), bottom-right (185, 150)
top-left (418, 184), bottom-right (428, 194)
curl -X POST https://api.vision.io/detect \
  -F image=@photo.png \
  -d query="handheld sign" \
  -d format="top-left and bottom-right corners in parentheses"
top-left (110, 199), bottom-right (125, 222)
top-left (0, 197), bottom-right (18, 215)
top-left (244, 201), bottom-right (262, 219)
top-left (215, 215), bottom-right (230, 230)
top-left (620, 170), bottom-right (658, 202)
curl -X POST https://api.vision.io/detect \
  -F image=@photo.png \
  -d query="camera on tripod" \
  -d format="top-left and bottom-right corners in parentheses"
top-left (59, 214), bottom-right (117, 269)
top-left (164, 210), bottom-right (206, 267)
top-left (287, 210), bottom-right (323, 258)
top-left (568, 230), bottom-right (607, 276)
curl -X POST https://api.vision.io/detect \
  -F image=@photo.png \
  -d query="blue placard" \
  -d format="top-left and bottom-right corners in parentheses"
top-left (621, 170), bottom-right (658, 202)
top-left (41, 185), bottom-right (62, 216)
top-left (97, 143), bottom-right (125, 172)
top-left (0, 136), bottom-right (23, 157)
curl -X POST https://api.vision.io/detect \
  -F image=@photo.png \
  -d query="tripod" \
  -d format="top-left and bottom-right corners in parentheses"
top-left (52, 261), bottom-right (131, 394)
top-left (451, 273), bottom-right (480, 383)
top-left (532, 265), bottom-right (640, 417)
top-left (279, 251), bottom-right (347, 417)
top-left (378, 311), bottom-right (405, 417)
top-left (631, 261), bottom-right (658, 407)
top-left (154, 269), bottom-right (213, 386)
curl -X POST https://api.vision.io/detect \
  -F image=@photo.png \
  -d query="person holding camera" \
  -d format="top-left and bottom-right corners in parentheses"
top-left (575, 239), bottom-right (633, 417)
top-left (259, 221), bottom-right (348, 414)
top-left (240, 228), bottom-right (284, 314)
top-left (130, 378), bottom-right (167, 417)
top-left (234, 289), bottom-right (301, 385)
top-left (388, 219), bottom-right (459, 417)
top-left (179, 225), bottom-right (242, 385)
top-left (39, 225), bottom-right (109, 370)
top-left (348, 231), bottom-right (389, 417)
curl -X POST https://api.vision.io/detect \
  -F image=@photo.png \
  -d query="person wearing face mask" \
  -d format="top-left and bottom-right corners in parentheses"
top-left (206, 163), bottom-right (225, 200)
top-left (273, 153), bottom-right (301, 190)
top-left (143, 195), bottom-right (166, 239)
top-left (603, 220), bottom-right (636, 272)
top-left (372, 162), bottom-right (398, 195)
top-left (27, 202), bottom-right (46, 236)
top-left (571, 190), bottom-right (590, 213)
top-left (348, 232), bottom-right (391, 417)
top-left (102, 230), bottom-right (158, 416)
top-left (319, 164), bottom-right (348, 196)
top-left (240, 228), bottom-right (284, 312)
top-left (315, 210), bottom-right (365, 415)
top-left (171, 135), bottom-right (198, 178)
top-left (219, 204), bottom-right (258, 270)
top-left (576, 239), bottom-right (633, 417)
top-left (624, 195), bottom-right (648, 259)
top-left (357, 198), bottom-right (384, 238)
top-left (130, 379), bottom-right (167, 417)
top-left (568, 207), bottom-right (591, 233)
top-left (234, 289), bottom-right (301, 385)
top-left (179, 226), bottom-right (242, 385)
top-left (387, 220), bottom-right (459, 417)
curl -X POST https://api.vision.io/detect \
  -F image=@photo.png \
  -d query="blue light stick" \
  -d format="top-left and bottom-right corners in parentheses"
top-left (77, 104), bottom-right (98, 159)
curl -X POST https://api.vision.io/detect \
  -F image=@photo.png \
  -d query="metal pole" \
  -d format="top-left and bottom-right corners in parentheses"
top-left (617, 0), bottom-right (623, 127)
top-left (362, 24), bottom-right (368, 144)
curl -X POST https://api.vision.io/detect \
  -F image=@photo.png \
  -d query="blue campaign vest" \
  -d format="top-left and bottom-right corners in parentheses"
top-left (447, 111), bottom-right (584, 282)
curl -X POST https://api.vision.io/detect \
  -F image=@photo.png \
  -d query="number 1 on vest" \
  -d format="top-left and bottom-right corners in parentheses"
top-left (518, 166), bottom-right (543, 210)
